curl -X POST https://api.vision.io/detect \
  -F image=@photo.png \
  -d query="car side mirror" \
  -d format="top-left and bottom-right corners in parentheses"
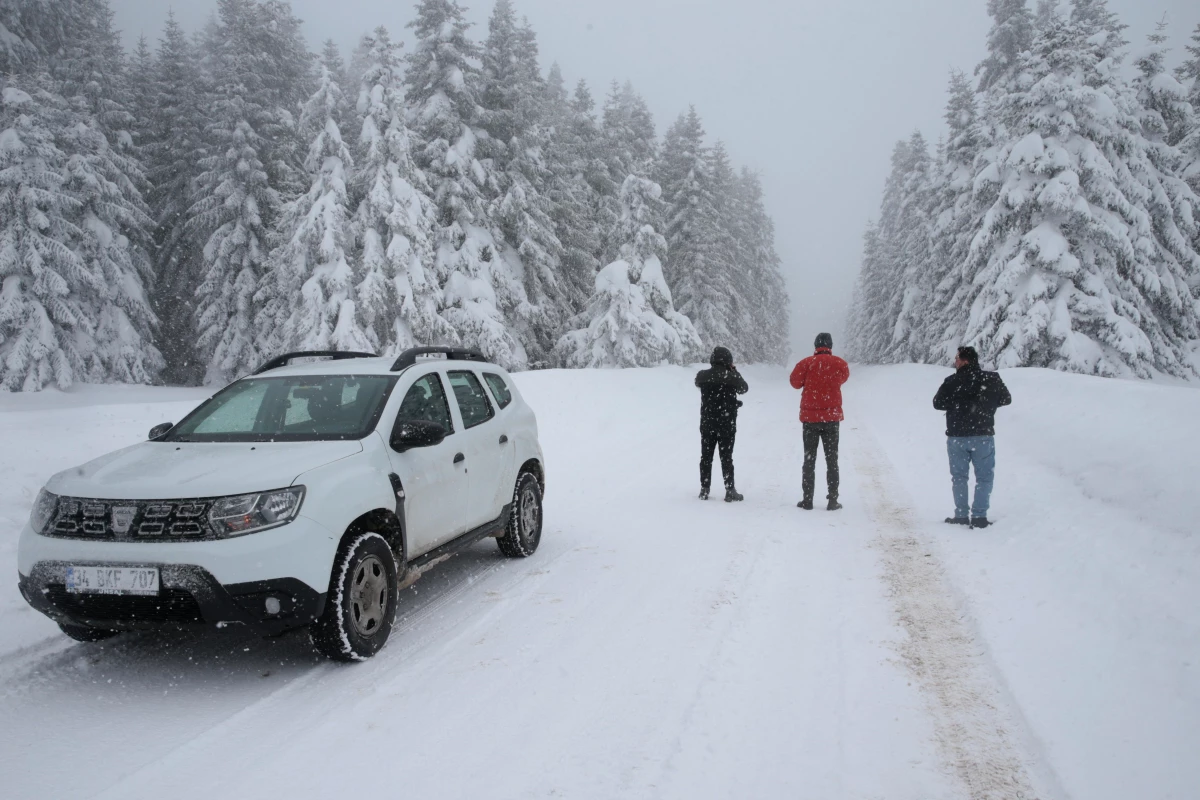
top-left (148, 422), bottom-right (174, 441)
top-left (390, 419), bottom-right (446, 452)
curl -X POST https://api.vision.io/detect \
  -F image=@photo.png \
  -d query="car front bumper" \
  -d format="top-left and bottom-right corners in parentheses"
top-left (16, 515), bottom-right (339, 635)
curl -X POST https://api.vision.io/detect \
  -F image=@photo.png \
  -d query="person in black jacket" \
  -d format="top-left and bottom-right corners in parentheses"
top-left (932, 346), bottom-right (1012, 528)
top-left (695, 346), bottom-right (748, 502)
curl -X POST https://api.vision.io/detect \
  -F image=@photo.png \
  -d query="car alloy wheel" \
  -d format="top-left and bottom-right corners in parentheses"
top-left (349, 555), bottom-right (389, 637)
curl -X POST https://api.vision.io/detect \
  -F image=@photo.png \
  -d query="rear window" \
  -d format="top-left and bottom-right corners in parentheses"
top-left (447, 371), bottom-right (495, 429)
top-left (166, 375), bottom-right (397, 442)
top-left (482, 373), bottom-right (512, 408)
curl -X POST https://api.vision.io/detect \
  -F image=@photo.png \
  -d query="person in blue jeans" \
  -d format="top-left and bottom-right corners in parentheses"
top-left (932, 346), bottom-right (1012, 528)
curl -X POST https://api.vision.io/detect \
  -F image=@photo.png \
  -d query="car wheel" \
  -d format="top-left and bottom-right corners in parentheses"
top-left (497, 471), bottom-right (542, 558)
top-left (311, 532), bottom-right (399, 662)
top-left (58, 622), bottom-right (119, 642)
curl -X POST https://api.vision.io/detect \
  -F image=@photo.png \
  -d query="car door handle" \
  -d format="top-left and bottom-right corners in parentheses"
top-left (453, 453), bottom-right (465, 464)
top-left (499, 435), bottom-right (508, 445)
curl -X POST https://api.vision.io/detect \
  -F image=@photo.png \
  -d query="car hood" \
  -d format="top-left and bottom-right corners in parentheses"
top-left (46, 440), bottom-right (364, 500)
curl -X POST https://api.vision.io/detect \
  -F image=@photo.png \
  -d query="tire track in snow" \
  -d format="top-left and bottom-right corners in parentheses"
top-left (851, 428), bottom-right (1045, 800)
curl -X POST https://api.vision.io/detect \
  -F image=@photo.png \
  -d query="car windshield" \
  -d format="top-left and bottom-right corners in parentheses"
top-left (165, 375), bottom-right (397, 442)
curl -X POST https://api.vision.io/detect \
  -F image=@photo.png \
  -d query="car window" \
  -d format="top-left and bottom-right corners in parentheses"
top-left (447, 371), bottom-right (494, 429)
top-left (167, 375), bottom-right (396, 442)
top-left (395, 373), bottom-right (454, 434)
top-left (482, 373), bottom-right (512, 409)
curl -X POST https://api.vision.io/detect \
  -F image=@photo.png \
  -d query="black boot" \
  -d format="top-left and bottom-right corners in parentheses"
top-left (724, 487), bottom-right (743, 502)
top-left (699, 487), bottom-right (710, 500)
top-left (945, 516), bottom-right (970, 525)
top-left (797, 497), bottom-right (814, 510)
top-left (826, 499), bottom-right (842, 511)
top-left (971, 517), bottom-right (990, 528)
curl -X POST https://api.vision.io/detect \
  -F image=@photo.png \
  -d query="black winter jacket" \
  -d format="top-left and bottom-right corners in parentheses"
top-left (932, 364), bottom-right (1012, 436)
top-left (696, 366), bottom-right (749, 433)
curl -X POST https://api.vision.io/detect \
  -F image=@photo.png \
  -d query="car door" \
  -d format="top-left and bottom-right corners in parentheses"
top-left (481, 371), bottom-right (518, 503)
top-left (446, 369), bottom-right (507, 530)
top-left (385, 371), bottom-right (469, 556)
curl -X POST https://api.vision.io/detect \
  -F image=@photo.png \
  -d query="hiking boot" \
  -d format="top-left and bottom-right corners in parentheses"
top-left (797, 498), bottom-right (814, 510)
top-left (827, 500), bottom-right (842, 511)
top-left (971, 517), bottom-right (991, 529)
top-left (699, 487), bottom-right (710, 501)
top-left (945, 517), bottom-right (970, 525)
top-left (724, 488), bottom-right (744, 502)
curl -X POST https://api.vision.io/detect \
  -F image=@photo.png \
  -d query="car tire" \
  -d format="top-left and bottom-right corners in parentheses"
top-left (311, 532), bottom-right (399, 662)
top-left (497, 471), bottom-right (542, 558)
top-left (58, 622), bottom-right (119, 642)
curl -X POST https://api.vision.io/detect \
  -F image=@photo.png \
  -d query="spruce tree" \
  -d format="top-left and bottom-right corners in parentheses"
top-left (352, 26), bottom-right (451, 354)
top-left (963, 4), bottom-right (1200, 377)
top-left (259, 42), bottom-right (373, 356)
top-left (658, 107), bottom-right (731, 352)
top-left (735, 167), bottom-right (790, 363)
top-left (406, 0), bottom-right (527, 368)
top-left (481, 2), bottom-right (566, 365)
top-left (144, 11), bottom-right (208, 381)
top-left (976, 0), bottom-right (1034, 91)
top-left (556, 175), bottom-right (699, 367)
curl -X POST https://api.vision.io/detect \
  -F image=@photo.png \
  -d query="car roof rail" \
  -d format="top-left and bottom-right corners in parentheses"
top-left (252, 351), bottom-right (380, 375)
top-left (390, 346), bottom-right (488, 372)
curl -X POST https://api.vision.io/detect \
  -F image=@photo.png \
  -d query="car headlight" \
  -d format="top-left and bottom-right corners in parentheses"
top-left (209, 486), bottom-right (305, 538)
top-left (29, 488), bottom-right (59, 534)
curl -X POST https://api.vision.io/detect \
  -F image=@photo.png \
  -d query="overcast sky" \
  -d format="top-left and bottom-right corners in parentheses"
top-left (112, 0), bottom-right (1198, 356)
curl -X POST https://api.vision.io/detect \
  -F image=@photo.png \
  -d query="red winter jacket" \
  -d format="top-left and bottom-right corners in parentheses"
top-left (789, 348), bottom-right (850, 423)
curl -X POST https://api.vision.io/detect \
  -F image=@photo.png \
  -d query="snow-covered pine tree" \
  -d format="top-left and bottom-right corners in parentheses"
top-left (351, 26), bottom-right (452, 354)
top-left (481, 2), bottom-right (566, 365)
top-left (0, 80), bottom-right (90, 390)
top-left (543, 74), bottom-right (603, 311)
top-left (556, 174), bottom-right (699, 367)
top-left (187, 0), bottom-right (304, 384)
top-left (258, 41), bottom-right (374, 356)
top-left (963, 2), bottom-right (1200, 377)
top-left (703, 139), bottom-right (752, 352)
top-left (1176, 24), bottom-right (1200, 205)
top-left (734, 167), bottom-right (791, 363)
top-left (142, 11), bottom-right (209, 382)
top-left (406, 0), bottom-right (528, 369)
top-left (976, 0), bottom-right (1034, 91)
top-left (51, 0), bottom-right (162, 384)
top-left (658, 107), bottom-right (732, 353)
top-left (1133, 20), bottom-right (1192, 149)
top-left (598, 81), bottom-right (657, 264)
top-left (845, 135), bottom-right (931, 364)
top-left (926, 70), bottom-right (991, 364)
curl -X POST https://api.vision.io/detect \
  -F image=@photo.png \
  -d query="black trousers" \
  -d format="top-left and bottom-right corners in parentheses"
top-left (802, 422), bottom-right (840, 501)
top-left (700, 427), bottom-right (736, 490)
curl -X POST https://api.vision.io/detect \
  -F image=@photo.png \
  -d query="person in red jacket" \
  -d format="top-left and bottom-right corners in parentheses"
top-left (789, 332), bottom-right (850, 510)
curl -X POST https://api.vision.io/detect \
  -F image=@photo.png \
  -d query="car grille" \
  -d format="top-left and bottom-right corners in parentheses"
top-left (46, 498), bottom-right (214, 541)
top-left (45, 585), bottom-right (204, 624)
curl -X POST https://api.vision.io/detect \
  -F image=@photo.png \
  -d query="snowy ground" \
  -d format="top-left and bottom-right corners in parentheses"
top-left (0, 365), bottom-right (1196, 800)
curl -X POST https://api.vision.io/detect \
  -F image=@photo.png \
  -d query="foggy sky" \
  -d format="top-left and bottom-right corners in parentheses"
top-left (113, 0), bottom-right (1199, 358)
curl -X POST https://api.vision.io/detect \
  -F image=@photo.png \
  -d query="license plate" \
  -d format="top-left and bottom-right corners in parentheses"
top-left (65, 566), bottom-right (160, 596)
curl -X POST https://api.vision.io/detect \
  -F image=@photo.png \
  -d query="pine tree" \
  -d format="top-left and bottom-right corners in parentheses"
top-left (976, 0), bottom-right (1034, 91)
top-left (598, 81), bottom-right (657, 264)
top-left (352, 26), bottom-right (451, 354)
top-left (1176, 24), bottom-right (1200, 205)
top-left (556, 175), bottom-right (699, 367)
top-left (1134, 20), bottom-right (1192, 148)
top-left (259, 41), bottom-right (374, 356)
top-left (543, 75), bottom-right (603, 311)
top-left (143, 11), bottom-right (208, 381)
top-left (963, 4), bottom-right (1200, 377)
top-left (0, 80), bottom-right (89, 390)
top-left (927, 70), bottom-right (990, 364)
top-left (735, 168), bottom-right (790, 363)
top-left (187, 0), bottom-right (282, 384)
top-left (658, 107), bottom-right (731, 352)
top-left (481, 2), bottom-right (566, 365)
top-left (406, 0), bottom-right (528, 368)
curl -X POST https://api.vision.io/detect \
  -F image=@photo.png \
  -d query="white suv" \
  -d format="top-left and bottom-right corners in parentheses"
top-left (16, 347), bottom-right (545, 661)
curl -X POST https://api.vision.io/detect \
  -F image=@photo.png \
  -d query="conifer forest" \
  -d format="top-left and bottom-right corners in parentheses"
top-left (0, 0), bottom-right (791, 390)
top-left (847, 0), bottom-right (1200, 379)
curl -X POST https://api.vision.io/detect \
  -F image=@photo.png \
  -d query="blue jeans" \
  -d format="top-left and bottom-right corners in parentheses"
top-left (947, 436), bottom-right (995, 519)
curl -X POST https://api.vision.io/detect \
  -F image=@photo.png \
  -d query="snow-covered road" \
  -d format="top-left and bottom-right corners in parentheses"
top-left (1, 366), bottom-right (1196, 800)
